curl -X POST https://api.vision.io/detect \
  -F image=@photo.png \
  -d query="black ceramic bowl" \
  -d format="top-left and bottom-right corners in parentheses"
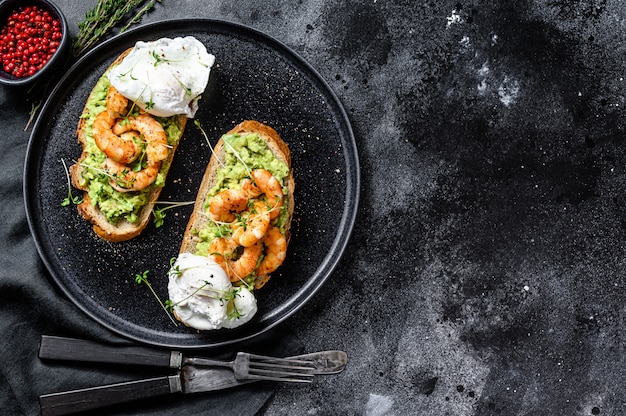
top-left (0, 0), bottom-right (69, 87)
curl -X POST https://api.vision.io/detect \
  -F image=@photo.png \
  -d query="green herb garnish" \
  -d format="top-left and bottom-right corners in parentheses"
top-left (60, 158), bottom-right (83, 206)
top-left (72, 0), bottom-right (159, 57)
top-left (152, 201), bottom-right (195, 228)
top-left (135, 270), bottom-right (178, 326)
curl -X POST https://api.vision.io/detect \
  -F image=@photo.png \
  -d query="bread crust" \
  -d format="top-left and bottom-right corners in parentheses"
top-left (179, 120), bottom-right (294, 289)
top-left (70, 48), bottom-right (187, 242)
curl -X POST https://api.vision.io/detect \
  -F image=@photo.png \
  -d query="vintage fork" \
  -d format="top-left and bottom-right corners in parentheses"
top-left (187, 352), bottom-right (316, 382)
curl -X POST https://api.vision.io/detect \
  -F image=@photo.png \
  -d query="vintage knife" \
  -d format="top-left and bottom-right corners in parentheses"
top-left (40, 367), bottom-right (248, 416)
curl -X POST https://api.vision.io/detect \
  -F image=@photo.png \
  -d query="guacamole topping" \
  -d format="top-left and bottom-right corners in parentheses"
top-left (194, 133), bottom-right (290, 259)
top-left (77, 73), bottom-right (183, 224)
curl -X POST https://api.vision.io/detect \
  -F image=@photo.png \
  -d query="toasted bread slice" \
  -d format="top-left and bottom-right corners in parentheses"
top-left (69, 49), bottom-right (187, 242)
top-left (179, 120), bottom-right (294, 289)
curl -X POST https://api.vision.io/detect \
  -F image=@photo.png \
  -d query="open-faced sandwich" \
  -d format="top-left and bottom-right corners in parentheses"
top-left (70, 36), bottom-right (215, 242)
top-left (167, 120), bottom-right (294, 330)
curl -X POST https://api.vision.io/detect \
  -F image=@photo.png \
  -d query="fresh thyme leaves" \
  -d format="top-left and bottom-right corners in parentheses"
top-left (60, 158), bottom-right (83, 206)
top-left (72, 0), bottom-right (159, 58)
top-left (120, 0), bottom-right (158, 33)
top-left (24, 101), bottom-right (42, 132)
top-left (152, 201), bottom-right (195, 228)
top-left (135, 270), bottom-right (178, 326)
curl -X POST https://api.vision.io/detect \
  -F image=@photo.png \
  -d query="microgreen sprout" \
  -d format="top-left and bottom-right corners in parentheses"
top-left (151, 50), bottom-right (181, 66)
top-left (152, 201), bottom-right (195, 228)
top-left (117, 58), bottom-right (141, 80)
top-left (195, 120), bottom-right (253, 176)
top-left (79, 162), bottom-right (111, 178)
top-left (194, 120), bottom-right (225, 169)
top-left (60, 158), bottom-right (83, 206)
top-left (132, 142), bottom-right (147, 173)
top-left (197, 209), bottom-right (232, 237)
top-left (173, 75), bottom-right (193, 98)
top-left (118, 100), bottom-right (142, 126)
top-left (223, 137), bottom-right (253, 178)
top-left (226, 287), bottom-right (244, 319)
top-left (169, 256), bottom-right (181, 276)
top-left (233, 213), bottom-right (248, 231)
top-left (135, 270), bottom-right (178, 326)
top-left (165, 279), bottom-right (213, 313)
top-left (144, 98), bottom-right (155, 111)
top-left (141, 74), bottom-right (155, 111)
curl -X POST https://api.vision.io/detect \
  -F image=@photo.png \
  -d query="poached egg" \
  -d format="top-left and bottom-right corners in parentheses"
top-left (167, 252), bottom-right (258, 330)
top-left (108, 36), bottom-right (214, 118)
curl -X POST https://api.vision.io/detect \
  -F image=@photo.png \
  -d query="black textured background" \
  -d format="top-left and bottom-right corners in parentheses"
top-left (2, 0), bottom-right (625, 415)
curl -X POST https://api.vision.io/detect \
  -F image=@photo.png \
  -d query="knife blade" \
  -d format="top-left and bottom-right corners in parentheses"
top-left (39, 368), bottom-right (229, 416)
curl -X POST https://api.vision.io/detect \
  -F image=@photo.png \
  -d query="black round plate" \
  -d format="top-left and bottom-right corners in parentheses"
top-left (24, 19), bottom-right (359, 349)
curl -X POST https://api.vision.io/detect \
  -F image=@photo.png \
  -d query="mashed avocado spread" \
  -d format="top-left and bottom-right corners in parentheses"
top-left (194, 133), bottom-right (290, 257)
top-left (77, 73), bottom-right (183, 224)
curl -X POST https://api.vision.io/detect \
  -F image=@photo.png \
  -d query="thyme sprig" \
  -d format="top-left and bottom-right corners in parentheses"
top-left (72, 0), bottom-right (159, 58)
top-left (120, 1), bottom-right (158, 33)
top-left (25, 101), bottom-right (41, 132)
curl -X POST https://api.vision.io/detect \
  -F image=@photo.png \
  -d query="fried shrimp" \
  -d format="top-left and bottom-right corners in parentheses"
top-left (113, 114), bottom-right (169, 163)
top-left (244, 169), bottom-right (284, 219)
top-left (104, 158), bottom-right (161, 192)
top-left (231, 200), bottom-right (271, 247)
top-left (209, 189), bottom-right (249, 222)
top-left (209, 237), bottom-right (262, 282)
top-left (92, 110), bottom-right (142, 164)
top-left (257, 226), bottom-right (287, 275)
top-left (106, 85), bottom-right (129, 118)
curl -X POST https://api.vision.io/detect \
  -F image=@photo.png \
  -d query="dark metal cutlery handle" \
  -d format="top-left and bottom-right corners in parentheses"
top-left (39, 335), bottom-right (182, 368)
top-left (39, 374), bottom-right (181, 416)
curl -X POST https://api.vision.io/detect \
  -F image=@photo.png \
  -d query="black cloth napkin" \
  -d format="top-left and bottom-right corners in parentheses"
top-left (0, 89), bottom-right (302, 415)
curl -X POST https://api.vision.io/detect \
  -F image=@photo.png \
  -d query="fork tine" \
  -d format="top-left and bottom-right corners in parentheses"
top-left (245, 374), bottom-right (314, 383)
top-left (236, 353), bottom-right (317, 382)
top-left (250, 361), bottom-right (317, 373)
top-left (245, 367), bottom-right (314, 383)
top-left (247, 353), bottom-right (318, 368)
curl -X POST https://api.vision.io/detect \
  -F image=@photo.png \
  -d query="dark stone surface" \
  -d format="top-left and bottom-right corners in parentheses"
top-left (3, 0), bottom-right (626, 415)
